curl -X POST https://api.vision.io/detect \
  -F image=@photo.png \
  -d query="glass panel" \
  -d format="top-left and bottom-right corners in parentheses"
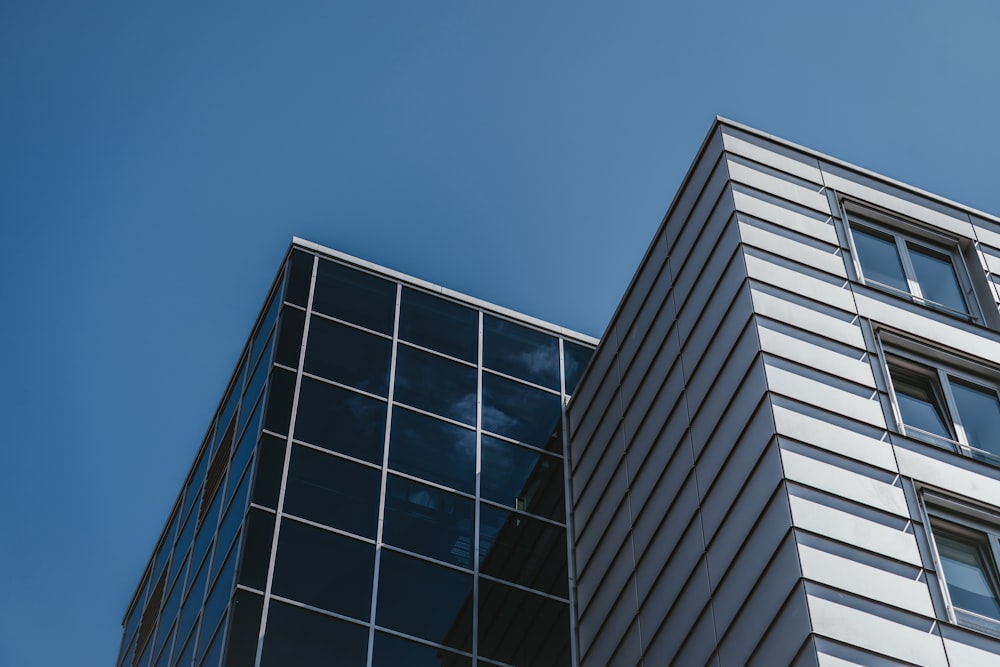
top-left (259, 600), bottom-right (368, 667)
top-left (192, 489), bottom-right (222, 571)
top-left (284, 445), bottom-right (381, 539)
top-left (383, 475), bottom-right (474, 568)
top-left (156, 575), bottom-right (185, 651)
top-left (272, 519), bottom-right (375, 621)
top-left (375, 550), bottom-right (473, 650)
top-left (852, 227), bottom-right (909, 293)
top-left (201, 545), bottom-right (237, 654)
top-left (479, 505), bottom-right (568, 597)
top-left (399, 288), bottom-right (478, 362)
top-left (481, 436), bottom-right (564, 521)
top-left (251, 435), bottom-right (286, 509)
top-left (237, 509), bottom-right (274, 591)
top-left (563, 340), bottom-right (594, 395)
top-left (273, 307), bottom-right (306, 368)
top-left (228, 411), bottom-right (257, 493)
top-left (241, 355), bottom-right (269, 425)
top-left (294, 378), bottom-right (387, 464)
top-left (175, 512), bottom-right (197, 564)
top-left (482, 373), bottom-right (562, 450)
top-left (909, 244), bottom-right (968, 313)
top-left (221, 590), bottom-right (262, 667)
top-left (477, 579), bottom-right (569, 666)
top-left (483, 315), bottom-right (560, 389)
top-left (393, 346), bottom-right (477, 425)
top-left (262, 368), bottom-right (296, 436)
top-left (198, 614), bottom-right (225, 667)
top-left (936, 530), bottom-right (1000, 619)
top-left (951, 379), bottom-right (1000, 457)
top-left (250, 293), bottom-right (280, 371)
top-left (889, 366), bottom-right (953, 439)
top-left (235, 394), bottom-right (262, 464)
top-left (178, 558), bottom-right (208, 653)
top-left (312, 258), bottom-right (396, 334)
top-left (182, 446), bottom-right (211, 532)
top-left (388, 408), bottom-right (476, 494)
top-left (284, 250), bottom-right (313, 308)
top-left (217, 469), bottom-right (250, 568)
top-left (304, 316), bottom-right (392, 395)
top-left (372, 632), bottom-right (472, 667)
top-left (172, 624), bottom-right (195, 667)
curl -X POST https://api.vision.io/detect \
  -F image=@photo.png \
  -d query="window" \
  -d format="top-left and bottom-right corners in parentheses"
top-left (845, 206), bottom-right (977, 320)
top-left (886, 353), bottom-right (1000, 463)
top-left (925, 496), bottom-right (1000, 635)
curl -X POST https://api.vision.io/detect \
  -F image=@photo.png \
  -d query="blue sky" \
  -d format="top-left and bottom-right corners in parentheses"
top-left (1, 1), bottom-right (999, 665)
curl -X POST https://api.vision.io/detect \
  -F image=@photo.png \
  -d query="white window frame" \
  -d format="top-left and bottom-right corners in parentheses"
top-left (879, 334), bottom-right (1000, 465)
top-left (842, 201), bottom-right (982, 323)
top-left (923, 492), bottom-right (1000, 636)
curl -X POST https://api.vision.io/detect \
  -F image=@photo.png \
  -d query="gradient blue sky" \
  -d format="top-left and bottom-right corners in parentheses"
top-left (2, 2), bottom-right (999, 665)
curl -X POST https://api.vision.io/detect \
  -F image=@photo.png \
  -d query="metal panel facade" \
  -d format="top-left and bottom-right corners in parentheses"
top-left (568, 119), bottom-right (1000, 665)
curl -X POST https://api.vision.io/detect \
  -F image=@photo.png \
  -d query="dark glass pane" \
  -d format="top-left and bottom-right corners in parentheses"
top-left (230, 417), bottom-right (257, 489)
top-left (937, 531), bottom-right (1000, 619)
top-left (399, 288), bottom-right (478, 362)
top-left (284, 445), bottom-right (381, 539)
top-left (198, 614), bottom-right (225, 667)
top-left (376, 550), bottom-right (473, 650)
top-left (154, 582), bottom-right (181, 659)
top-left (951, 379), bottom-right (1000, 457)
top-left (284, 250), bottom-right (313, 308)
top-left (221, 590), bottom-right (262, 667)
top-left (383, 475), bottom-right (474, 568)
top-left (274, 308), bottom-right (306, 368)
top-left (168, 551), bottom-right (190, 604)
top-left (182, 445), bottom-right (211, 533)
top-left (478, 580), bottom-right (570, 666)
top-left (313, 259), bottom-right (396, 334)
top-left (154, 627), bottom-right (174, 667)
top-left (479, 505), bottom-right (567, 597)
top-left (483, 315), bottom-right (560, 389)
top-left (175, 512), bottom-right (196, 564)
top-left (563, 340), bottom-right (594, 395)
top-left (237, 509), bottom-right (275, 591)
top-left (294, 378), bottom-right (386, 464)
top-left (852, 227), bottom-right (909, 293)
top-left (272, 519), bottom-right (375, 621)
top-left (262, 368), bottom-right (296, 436)
top-left (215, 482), bottom-right (246, 583)
top-left (201, 544), bottom-right (237, 654)
top-left (235, 392), bottom-right (262, 458)
top-left (242, 356), bottom-right (269, 425)
top-left (173, 625), bottom-right (195, 667)
top-left (305, 316), bottom-right (391, 395)
top-left (192, 489), bottom-right (222, 571)
top-left (250, 294), bottom-right (280, 371)
top-left (215, 388), bottom-right (242, 457)
top-left (252, 435), bottom-right (286, 509)
top-left (388, 408), bottom-right (475, 494)
top-left (394, 346), bottom-right (477, 425)
top-left (889, 365), bottom-right (952, 439)
top-left (372, 632), bottom-right (472, 667)
top-left (260, 600), bottom-right (368, 667)
top-left (482, 373), bottom-right (562, 450)
top-left (178, 558), bottom-right (208, 652)
top-left (909, 244), bottom-right (968, 313)
top-left (481, 436), bottom-right (564, 521)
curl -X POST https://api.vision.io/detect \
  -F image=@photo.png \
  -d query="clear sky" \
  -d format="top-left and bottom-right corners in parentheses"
top-left (2, 1), bottom-right (999, 665)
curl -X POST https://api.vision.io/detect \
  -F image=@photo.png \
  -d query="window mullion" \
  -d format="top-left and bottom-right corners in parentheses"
top-left (941, 371), bottom-right (970, 453)
top-left (897, 237), bottom-right (924, 300)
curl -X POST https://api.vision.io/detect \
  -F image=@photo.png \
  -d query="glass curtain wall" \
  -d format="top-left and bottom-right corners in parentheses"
top-left (118, 245), bottom-right (595, 667)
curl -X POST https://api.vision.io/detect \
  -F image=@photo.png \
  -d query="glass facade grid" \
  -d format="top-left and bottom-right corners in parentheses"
top-left (119, 245), bottom-right (596, 667)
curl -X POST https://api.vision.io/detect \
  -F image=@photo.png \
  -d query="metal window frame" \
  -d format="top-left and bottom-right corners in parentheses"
top-left (840, 199), bottom-right (980, 322)
top-left (922, 493), bottom-right (1000, 636)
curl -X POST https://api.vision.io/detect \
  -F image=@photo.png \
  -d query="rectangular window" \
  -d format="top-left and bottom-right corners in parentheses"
top-left (886, 353), bottom-right (1000, 463)
top-left (925, 496), bottom-right (1000, 635)
top-left (845, 205), bottom-right (977, 320)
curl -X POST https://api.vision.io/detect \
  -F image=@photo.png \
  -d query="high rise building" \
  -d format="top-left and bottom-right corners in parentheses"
top-left (116, 241), bottom-right (597, 667)
top-left (567, 119), bottom-right (1000, 666)
top-left (120, 118), bottom-right (1000, 666)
